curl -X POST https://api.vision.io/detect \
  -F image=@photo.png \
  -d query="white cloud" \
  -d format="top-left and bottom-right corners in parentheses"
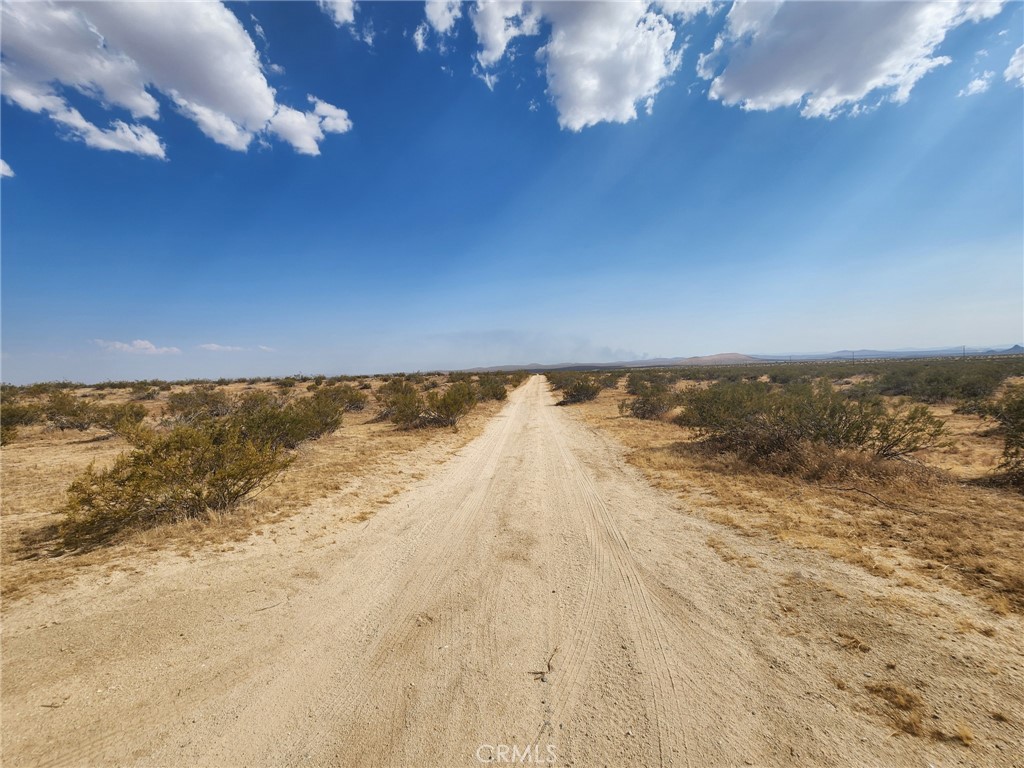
top-left (95, 339), bottom-right (181, 355)
top-left (958, 71), bottom-right (994, 96)
top-left (473, 63), bottom-right (499, 91)
top-left (258, 345), bottom-right (277, 353)
top-left (472, 0), bottom-right (541, 67)
top-left (251, 15), bottom-right (268, 46)
top-left (413, 22), bottom-right (429, 52)
top-left (1006, 45), bottom-right (1024, 86)
top-left (318, 0), bottom-right (356, 27)
top-left (311, 96), bottom-right (353, 133)
top-left (697, 0), bottom-right (1007, 118)
top-left (653, 0), bottom-right (716, 22)
top-left (1, 160), bottom-right (14, 178)
top-left (472, 1), bottom-right (683, 131)
top-left (359, 22), bottom-right (376, 47)
top-left (539, 2), bottom-right (682, 131)
top-left (198, 343), bottom-right (244, 352)
top-left (268, 106), bottom-right (326, 156)
top-left (1, 2), bottom-right (351, 157)
top-left (426, 0), bottom-right (463, 35)
top-left (268, 96), bottom-right (352, 156)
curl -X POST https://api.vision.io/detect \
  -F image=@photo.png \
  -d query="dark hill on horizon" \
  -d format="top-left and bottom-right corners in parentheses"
top-left (464, 345), bottom-right (1023, 373)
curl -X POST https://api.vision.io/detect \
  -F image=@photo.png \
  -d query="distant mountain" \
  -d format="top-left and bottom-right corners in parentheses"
top-left (462, 345), bottom-right (1021, 373)
top-left (750, 344), bottom-right (1024, 362)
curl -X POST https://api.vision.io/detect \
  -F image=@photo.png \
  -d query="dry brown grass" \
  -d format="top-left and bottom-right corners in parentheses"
top-left (705, 535), bottom-right (758, 568)
top-left (866, 682), bottom-right (927, 736)
top-left (1, 378), bottom-right (503, 604)
top-left (576, 384), bottom-right (1024, 613)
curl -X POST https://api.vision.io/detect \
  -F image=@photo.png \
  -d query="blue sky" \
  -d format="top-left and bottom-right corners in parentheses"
top-left (1, 0), bottom-right (1022, 383)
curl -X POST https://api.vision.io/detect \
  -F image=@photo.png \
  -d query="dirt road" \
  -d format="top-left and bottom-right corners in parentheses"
top-left (3, 376), bottom-right (1021, 766)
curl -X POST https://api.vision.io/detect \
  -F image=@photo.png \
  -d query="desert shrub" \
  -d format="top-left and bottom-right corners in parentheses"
top-left (984, 387), bottom-right (1024, 486)
top-left (620, 384), bottom-right (675, 420)
top-left (324, 383), bottom-right (369, 411)
top-left (230, 389), bottom-right (343, 449)
top-left (62, 422), bottom-right (292, 545)
top-left (872, 361), bottom-right (1014, 403)
top-left (558, 376), bottom-right (601, 405)
top-left (506, 371), bottom-right (530, 387)
top-left (421, 381), bottom-right (477, 427)
top-left (276, 377), bottom-right (298, 389)
top-left (675, 379), bottom-right (947, 468)
top-left (42, 390), bottom-right (96, 432)
top-left (94, 402), bottom-right (147, 438)
top-left (476, 375), bottom-right (508, 401)
top-left (130, 382), bottom-right (157, 400)
top-left (376, 379), bottom-right (424, 427)
top-left (166, 385), bottom-right (232, 423)
top-left (626, 370), bottom-right (673, 395)
top-left (22, 381), bottom-right (81, 398)
top-left (285, 388), bottom-right (345, 442)
top-left (1, 397), bottom-right (41, 444)
top-left (375, 379), bottom-right (477, 428)
top-left (870, 402), bottom-right (950, 459)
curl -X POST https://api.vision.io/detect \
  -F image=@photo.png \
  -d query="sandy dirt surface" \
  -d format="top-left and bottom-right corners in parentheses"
top-left (3, 376), bottom-right (1022, 766)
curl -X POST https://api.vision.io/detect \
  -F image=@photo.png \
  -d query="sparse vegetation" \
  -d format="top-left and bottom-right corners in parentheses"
top-left (982, 386), bottom-right (1024, 487)
top-left (547, 372), bottom-right (602, 404)
top-left (62, 421), bottom-right (293, 547)
top-left (42, 390), bottom-right (96, 432)
top-left (58, 383), bottom-right (358, 546)
top-left (673, 379), bottom-right (948, 467)
top-left (166, 385), bottom-right (233, 423)
top-left (1, 394), bottom-right (41, 444)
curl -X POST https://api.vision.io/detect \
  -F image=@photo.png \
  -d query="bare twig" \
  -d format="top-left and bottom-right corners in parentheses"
top-left (529, 646), bottom-right (559, 682)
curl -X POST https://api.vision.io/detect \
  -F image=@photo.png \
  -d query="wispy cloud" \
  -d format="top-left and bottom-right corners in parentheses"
top-left (958, 71), bottom-right (994, 97)
top-left (198, 343), bottom-right (244, 352)
top-left (0, 159), bottom-right (13, 178)
top-left (95, 339), bottom-right (181, 355)
top-left (1006, 45), bottom-right (1024, 87)
top-left (258, 345), bottom-right (277, 353)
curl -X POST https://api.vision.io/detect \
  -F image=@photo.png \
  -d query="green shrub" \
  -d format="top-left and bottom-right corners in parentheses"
top-left (506, 371), bottom-right (530, 387)
top-left (421, 381), bottom-right (477, 427)
top-left (43, 390), bottom-right (96, 432)
top-left (619, 386), bottom-right (674, 420)
top-left (984, 387), bottom-right (1024, 486)
top-left (675, 379), bottom-right (947, 466)
top-left (546, 372), bottom-right (601, 404)
top-left (94, 402), bottom-right (147, 438)
top-left (870, 402), bottom-right (950, 459)
top-left (375, 379), bottom-right (477, 428)
top-left (376, 379), bottom-right (424, 427)
top-left (324, 383), bottom-right (369, 411)
top-left (166, 385), bottom-right (232, 423)
top-left (560, 376), bottom-right (601, 404)
top-left (130, 382), bottom-right (157, 400)
top-left (1, 397), bottom-right (41, 444)
top-left (476, 375), bottom-right (508, 401)
top-left (62, 422), bottom-right (292, 545)
top-left (230, 389), bottom-right (344, 449)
